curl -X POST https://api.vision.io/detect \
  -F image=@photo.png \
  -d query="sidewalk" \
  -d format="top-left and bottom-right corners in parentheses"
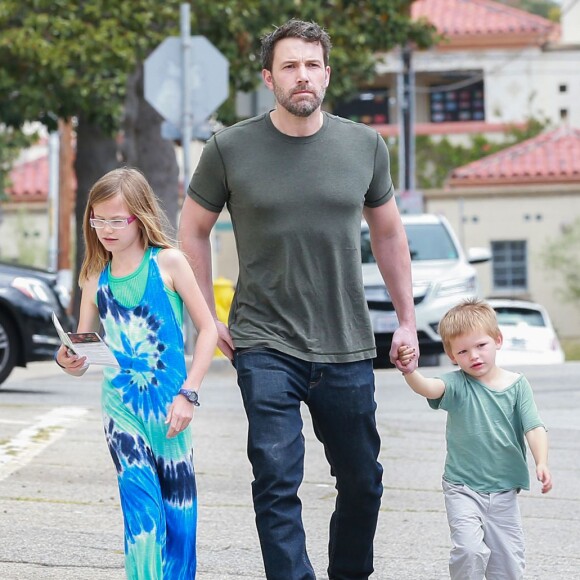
top-left (0, 360), bottom-right (578, 579)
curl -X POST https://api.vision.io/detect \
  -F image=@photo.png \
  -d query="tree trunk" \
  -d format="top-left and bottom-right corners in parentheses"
top-left (122, 64), bottom-right (180, 231)
top-left (72, 117), bottom-right (119, 320)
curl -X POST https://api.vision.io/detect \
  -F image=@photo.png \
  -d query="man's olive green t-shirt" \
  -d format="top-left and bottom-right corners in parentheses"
top-left (188, 111), bottom-right (394, 363)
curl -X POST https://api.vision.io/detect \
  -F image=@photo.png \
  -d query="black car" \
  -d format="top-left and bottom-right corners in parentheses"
top-left (0, 262), bottom-right (73, 386)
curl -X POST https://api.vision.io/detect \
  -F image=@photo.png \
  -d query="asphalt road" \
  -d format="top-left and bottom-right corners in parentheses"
top-left (0, 359), bottom-right (578, 579)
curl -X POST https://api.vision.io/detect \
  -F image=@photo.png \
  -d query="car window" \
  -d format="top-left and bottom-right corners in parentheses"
top-left (494, 307), bottom-right (546, 327)
top-left (361, 223), bottom-right (459, 264)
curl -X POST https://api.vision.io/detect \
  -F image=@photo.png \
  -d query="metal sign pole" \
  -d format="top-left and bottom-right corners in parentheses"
top-left (181, 3), bottom-right (195, 354)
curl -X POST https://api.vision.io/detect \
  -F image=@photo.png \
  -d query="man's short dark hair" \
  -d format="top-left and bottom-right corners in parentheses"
top-left (260, 19), bottom-right (332, 71)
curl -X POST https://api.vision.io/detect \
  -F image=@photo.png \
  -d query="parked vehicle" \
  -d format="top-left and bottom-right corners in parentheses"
top-left (362, 213), bottom-right (491, 367)
top-left (488, 298), bottom-right (565, 366)
top-left (0, 262), bottom-right (72, 386)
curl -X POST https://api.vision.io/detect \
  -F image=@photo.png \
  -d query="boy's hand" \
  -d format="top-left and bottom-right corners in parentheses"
top-left (536, 463), bottom-right (552, 494)
top-left (398, 345), bottom-right (417, 367)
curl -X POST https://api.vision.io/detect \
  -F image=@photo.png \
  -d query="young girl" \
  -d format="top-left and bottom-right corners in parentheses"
top-left (55, 167), bottom-right (218, 579)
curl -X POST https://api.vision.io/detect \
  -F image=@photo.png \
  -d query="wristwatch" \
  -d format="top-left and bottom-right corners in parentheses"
top-left (178, 389), bottom-right (200, 406)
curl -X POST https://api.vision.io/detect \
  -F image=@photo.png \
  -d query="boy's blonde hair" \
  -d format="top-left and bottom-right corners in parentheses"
top-left (79, 167), bottom-right (175, 285)
top-left (438, 298), bottom-right (500, 354)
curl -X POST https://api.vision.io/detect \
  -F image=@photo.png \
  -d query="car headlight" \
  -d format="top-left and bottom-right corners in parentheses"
top-left (437, 275), bottom-right (477, 297)
top-left (11, 276), bottom-right (59, 308)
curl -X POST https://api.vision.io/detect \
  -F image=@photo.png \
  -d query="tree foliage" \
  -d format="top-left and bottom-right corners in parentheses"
top-left (388, 118), bottom-right (548, 189)
top-left (0, 127), bottom-right (37, 201)
top-left (541, 218), bottom-right (580, 308)
top-left (0, 0), bottom-right (435, 314)
top-left (0, 0), bottom-right (435, 133)
top-left (497, 0), bottom-right (561, 22)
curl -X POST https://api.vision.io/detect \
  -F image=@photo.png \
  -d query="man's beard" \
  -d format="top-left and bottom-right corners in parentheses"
top-left (273, 82), bottom-right (326, 118)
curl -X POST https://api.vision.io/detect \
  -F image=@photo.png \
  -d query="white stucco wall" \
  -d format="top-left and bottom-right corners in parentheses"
top-left (376, 44), bottom-right (580, 129)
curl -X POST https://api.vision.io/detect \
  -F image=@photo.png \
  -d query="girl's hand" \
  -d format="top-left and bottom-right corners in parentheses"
top-left (398, 345), bottom-right (416, 366)
top-left (55, 345), bottom-right (88, 374)
top-left (165, 392), bottom-right (195, 438)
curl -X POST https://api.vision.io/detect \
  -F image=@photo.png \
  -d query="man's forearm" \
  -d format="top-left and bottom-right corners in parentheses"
top-left (180, 235), bottom-right (217, 317)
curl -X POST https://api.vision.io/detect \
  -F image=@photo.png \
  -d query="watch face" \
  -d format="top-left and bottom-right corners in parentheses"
top-left (180, 389), bottom-right (199, 404)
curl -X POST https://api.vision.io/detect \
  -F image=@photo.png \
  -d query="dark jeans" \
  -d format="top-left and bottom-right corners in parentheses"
top-left (233, 348), bottom-right (383, 580)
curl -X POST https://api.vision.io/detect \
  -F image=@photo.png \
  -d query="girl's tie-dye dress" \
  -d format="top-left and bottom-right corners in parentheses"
top-left (97, 247), bottom-right (197, 579)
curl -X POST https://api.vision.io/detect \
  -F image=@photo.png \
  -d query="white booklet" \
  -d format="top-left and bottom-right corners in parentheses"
top-left (52, 312), bottom-right (120, 368)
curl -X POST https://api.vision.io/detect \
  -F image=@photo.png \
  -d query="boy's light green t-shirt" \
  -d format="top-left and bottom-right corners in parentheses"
top-left (188, 112), bottom-right (394, 363)
top-left (429, 370), bottom-right (544, 493)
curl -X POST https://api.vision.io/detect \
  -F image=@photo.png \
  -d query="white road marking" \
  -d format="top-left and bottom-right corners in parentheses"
top-left (0, 406), bottom-right (88, 481)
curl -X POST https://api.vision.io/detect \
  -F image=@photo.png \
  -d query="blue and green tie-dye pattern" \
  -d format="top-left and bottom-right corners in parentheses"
top-left (97, 247), bottom-right (197, 579)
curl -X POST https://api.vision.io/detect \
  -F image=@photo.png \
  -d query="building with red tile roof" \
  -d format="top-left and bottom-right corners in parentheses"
top-left (423, 126), bottom-right (580, 341)
top-left (412, 0), bottom-right (559, 49)
top-left (447, 127), bottom-right (580, 186)
top-left (6, 154), bottom-right (50, 202)
top-left (338, 0), bottom-right (579, 140)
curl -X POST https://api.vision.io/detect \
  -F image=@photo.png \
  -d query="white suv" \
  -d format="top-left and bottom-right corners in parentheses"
top-left (361, 213), bottom-right (491, 366)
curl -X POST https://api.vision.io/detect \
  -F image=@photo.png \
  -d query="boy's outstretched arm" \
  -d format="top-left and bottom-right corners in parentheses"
top-left (525, 426), bottom-right (553, 494)
top-left (399, 347), bottom-right (446, 399)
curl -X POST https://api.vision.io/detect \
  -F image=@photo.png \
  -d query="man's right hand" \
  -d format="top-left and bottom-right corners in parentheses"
top-left (216, 320), bottom-right (235, 360)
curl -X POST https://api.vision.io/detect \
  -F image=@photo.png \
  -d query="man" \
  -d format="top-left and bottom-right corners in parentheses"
top-left (178, 19), bottom-right (419, 580)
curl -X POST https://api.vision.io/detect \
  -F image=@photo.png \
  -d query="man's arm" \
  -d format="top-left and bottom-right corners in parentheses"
top-left (178, 197), bottom-right (235, 359)
top-left (363, 199), bottom-right (418, 372)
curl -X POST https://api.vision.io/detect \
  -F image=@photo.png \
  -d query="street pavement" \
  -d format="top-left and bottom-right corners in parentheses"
top-left (0, 359), bottom-right (579, 579)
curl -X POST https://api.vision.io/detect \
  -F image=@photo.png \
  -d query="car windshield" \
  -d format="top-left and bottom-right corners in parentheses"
top-left (494, 307), bottom-right (546, 327)
top-left (361, 223), bottom-right (459, 264)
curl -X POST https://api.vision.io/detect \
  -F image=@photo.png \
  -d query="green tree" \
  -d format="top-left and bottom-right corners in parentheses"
top-left (497, 0), bottom-right (561, 22)
top-left (0, 127), bottom-right (37, 201)
top-left (0, 0), bottom-right (435, 314)
top-left (542, 218), bottom-right (580, 307)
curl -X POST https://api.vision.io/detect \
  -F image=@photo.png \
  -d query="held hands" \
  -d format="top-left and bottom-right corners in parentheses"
top-left (397, 344), bottom-right (418, 374)
top-left (165, 392), bottom-right (195, 439)
top-left (398, 345), bottom-right (416, 366)
top-left (390, 326), bottom-right (419, 373)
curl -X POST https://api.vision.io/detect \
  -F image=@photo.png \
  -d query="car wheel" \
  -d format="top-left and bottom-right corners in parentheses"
top-left (0, 311), bottom-right (18, 385)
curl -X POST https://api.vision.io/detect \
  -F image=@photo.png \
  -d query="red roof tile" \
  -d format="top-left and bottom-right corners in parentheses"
top-left (412, 0), bottom-right (558, 46)
top-left (7, 154), bottom-right (77, 202)
top-left (7, 155), bottom-right (49, 201)
top-left (447, 127), bottom-right (580, 186)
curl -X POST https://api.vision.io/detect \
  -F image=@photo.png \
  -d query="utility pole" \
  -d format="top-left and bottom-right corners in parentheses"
top-left (58, 118), bottom-right (74, 272)
top-left (397, 43), bottom-right (416, 196)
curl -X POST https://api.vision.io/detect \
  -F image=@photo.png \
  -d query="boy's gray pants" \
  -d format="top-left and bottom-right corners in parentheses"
top-left (443, 479), bottom-right (525, 579)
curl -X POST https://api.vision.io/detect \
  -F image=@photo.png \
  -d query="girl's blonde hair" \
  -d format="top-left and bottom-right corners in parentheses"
top-left (79, 167), bottom-right (175, 284)
top-left (438, 298), bottom-right (500, 355)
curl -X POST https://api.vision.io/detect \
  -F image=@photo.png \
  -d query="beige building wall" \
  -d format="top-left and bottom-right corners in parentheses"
top-left (424, 184), bottom-right (580, 340)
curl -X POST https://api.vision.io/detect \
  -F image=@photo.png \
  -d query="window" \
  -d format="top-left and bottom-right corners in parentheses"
top-left (334, 89), bottom-right (389, 125)
top-left (430, 80), bottom-right (484, 123)
top-left (491, 240), bottom-right (527, 291)
top-left (361, 222), bottom-right (459, 264)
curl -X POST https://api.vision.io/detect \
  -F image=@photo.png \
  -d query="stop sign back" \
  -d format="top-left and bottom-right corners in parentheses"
top-left (144, 36), bottom-right (229, 128)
